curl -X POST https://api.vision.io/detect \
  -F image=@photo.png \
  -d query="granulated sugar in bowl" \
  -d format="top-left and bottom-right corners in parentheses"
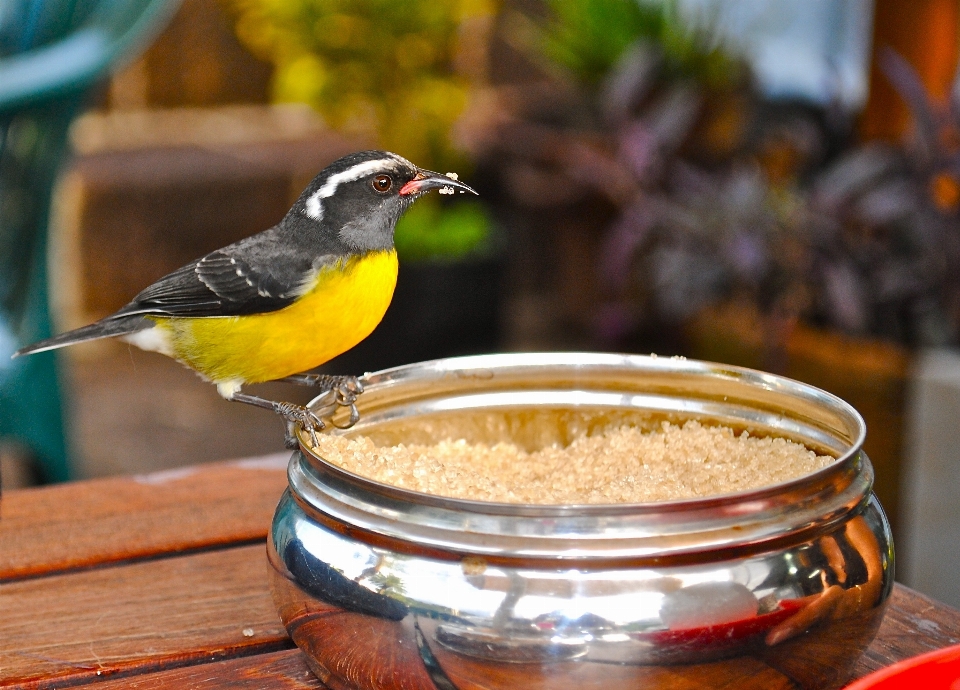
top-left (269, 353), bottom-right (893, 690)
top-left (307, 420), bottom-right (834, 504)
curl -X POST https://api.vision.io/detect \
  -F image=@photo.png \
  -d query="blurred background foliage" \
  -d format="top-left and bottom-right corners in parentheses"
top-left (393, 199), bottom-right (494, 263)
top-left (476, 0), bottom-right (960, 351)
top-left (536, 0), bottom-right (737, 89)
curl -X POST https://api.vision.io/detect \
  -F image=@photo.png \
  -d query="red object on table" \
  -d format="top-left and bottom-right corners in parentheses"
top-left (1, 453), bottom-right (960, 689)
top-left (845, 643), bottom-right (960, 689)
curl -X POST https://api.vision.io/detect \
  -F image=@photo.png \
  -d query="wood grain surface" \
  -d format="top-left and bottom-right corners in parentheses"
top-left (0, 454), bottom-right (289, 580)
top-left (855, 585), bottom-right (960, 676)
top-left (64, 650), bottom-right (324, 689)
top-left (0, 544), bottom-right (288, 688)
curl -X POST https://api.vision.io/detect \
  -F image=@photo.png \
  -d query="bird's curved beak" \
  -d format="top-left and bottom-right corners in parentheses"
top-left (399, 169), bottom-right (478, 197)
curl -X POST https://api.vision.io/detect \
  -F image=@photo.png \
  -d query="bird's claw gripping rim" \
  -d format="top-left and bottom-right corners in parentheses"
top-left (276, 375), bottom-right (365, 449)
top-left (310, 376), bottom-right (364, 431)
top-left (276, 402), bottom-right (324, 449)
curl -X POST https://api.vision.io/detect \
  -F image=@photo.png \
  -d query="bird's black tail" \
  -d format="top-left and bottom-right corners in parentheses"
top-left (13, 315), bottom-right (153, 357)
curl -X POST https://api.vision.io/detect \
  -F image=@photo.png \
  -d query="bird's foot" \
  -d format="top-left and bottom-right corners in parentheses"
top-left (228, 375), bottom-right (364, 449)
top-left (275, 401), bottom-right (326, 450)
top-left (280, 374), bottom-right (364, 430)
top-left (227, 391), bottom-right (328, 449)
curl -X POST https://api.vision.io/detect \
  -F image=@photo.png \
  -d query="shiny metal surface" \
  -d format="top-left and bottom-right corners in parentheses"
top-left (269, 353), bottom-right (894, 690)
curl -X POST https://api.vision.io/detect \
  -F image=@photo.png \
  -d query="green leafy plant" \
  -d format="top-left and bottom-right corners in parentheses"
top-left (537, 0), bottom-right (736, 89)
top-left (393, 197), bottom-right (492, 263)
top-left (492, 0), bottom-right (960, 349)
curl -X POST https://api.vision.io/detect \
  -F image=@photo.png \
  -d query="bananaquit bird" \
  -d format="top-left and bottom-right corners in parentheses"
top-left (14, 150), bottom-right (476, 447)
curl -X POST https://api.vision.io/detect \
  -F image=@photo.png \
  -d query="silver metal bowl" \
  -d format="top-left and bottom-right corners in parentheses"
top-left (268, 353), bottom-right (893, 690)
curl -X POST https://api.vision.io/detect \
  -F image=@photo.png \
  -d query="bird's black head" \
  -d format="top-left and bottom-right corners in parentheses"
top-left (287, 150), bottom-right (476, 252)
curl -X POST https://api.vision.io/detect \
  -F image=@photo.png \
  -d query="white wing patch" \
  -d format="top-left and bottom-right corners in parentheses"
top-left (197, 254), bottom-right (274, 299)
top-left (304, 153), bottom-right (411, 221)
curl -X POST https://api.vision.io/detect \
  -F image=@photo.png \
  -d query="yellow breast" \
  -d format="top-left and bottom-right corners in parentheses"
top-left (151, 249), bottom-right (399, 385)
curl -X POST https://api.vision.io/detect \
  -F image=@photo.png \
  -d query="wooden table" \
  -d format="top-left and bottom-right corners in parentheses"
top-left (2, 454), bottom-right (959, 689)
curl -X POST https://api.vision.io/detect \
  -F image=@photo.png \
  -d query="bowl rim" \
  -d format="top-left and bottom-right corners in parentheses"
top-left (297, 351), bottom-right (867, 514)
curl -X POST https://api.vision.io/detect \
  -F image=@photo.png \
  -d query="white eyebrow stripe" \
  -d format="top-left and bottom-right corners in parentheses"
top-left (303, 154), bottom-right (411, 221)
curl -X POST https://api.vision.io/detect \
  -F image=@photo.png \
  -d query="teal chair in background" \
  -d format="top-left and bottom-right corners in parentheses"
top-left (0, 0), bottom-right (178, 481)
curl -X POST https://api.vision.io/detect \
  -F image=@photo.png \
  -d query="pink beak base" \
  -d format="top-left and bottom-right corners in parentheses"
top-left (399, 171), bottom-right (477, 196)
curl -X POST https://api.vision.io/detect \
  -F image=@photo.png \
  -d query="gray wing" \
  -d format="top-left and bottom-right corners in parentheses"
top-left (117, 228), bottom-right (338, 318)
top-left (14, 225), bottom-right (349, 356)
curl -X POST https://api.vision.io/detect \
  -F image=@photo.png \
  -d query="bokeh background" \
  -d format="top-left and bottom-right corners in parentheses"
top-left (3, 0), bottom-right (960, 604)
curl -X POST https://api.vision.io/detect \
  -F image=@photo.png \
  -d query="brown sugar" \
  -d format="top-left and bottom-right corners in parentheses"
top-left (308, 420), bottom-right (835, 504)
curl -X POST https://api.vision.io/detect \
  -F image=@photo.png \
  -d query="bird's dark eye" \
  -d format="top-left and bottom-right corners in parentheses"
top-left (372, 174), bottom-right (392, 193)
